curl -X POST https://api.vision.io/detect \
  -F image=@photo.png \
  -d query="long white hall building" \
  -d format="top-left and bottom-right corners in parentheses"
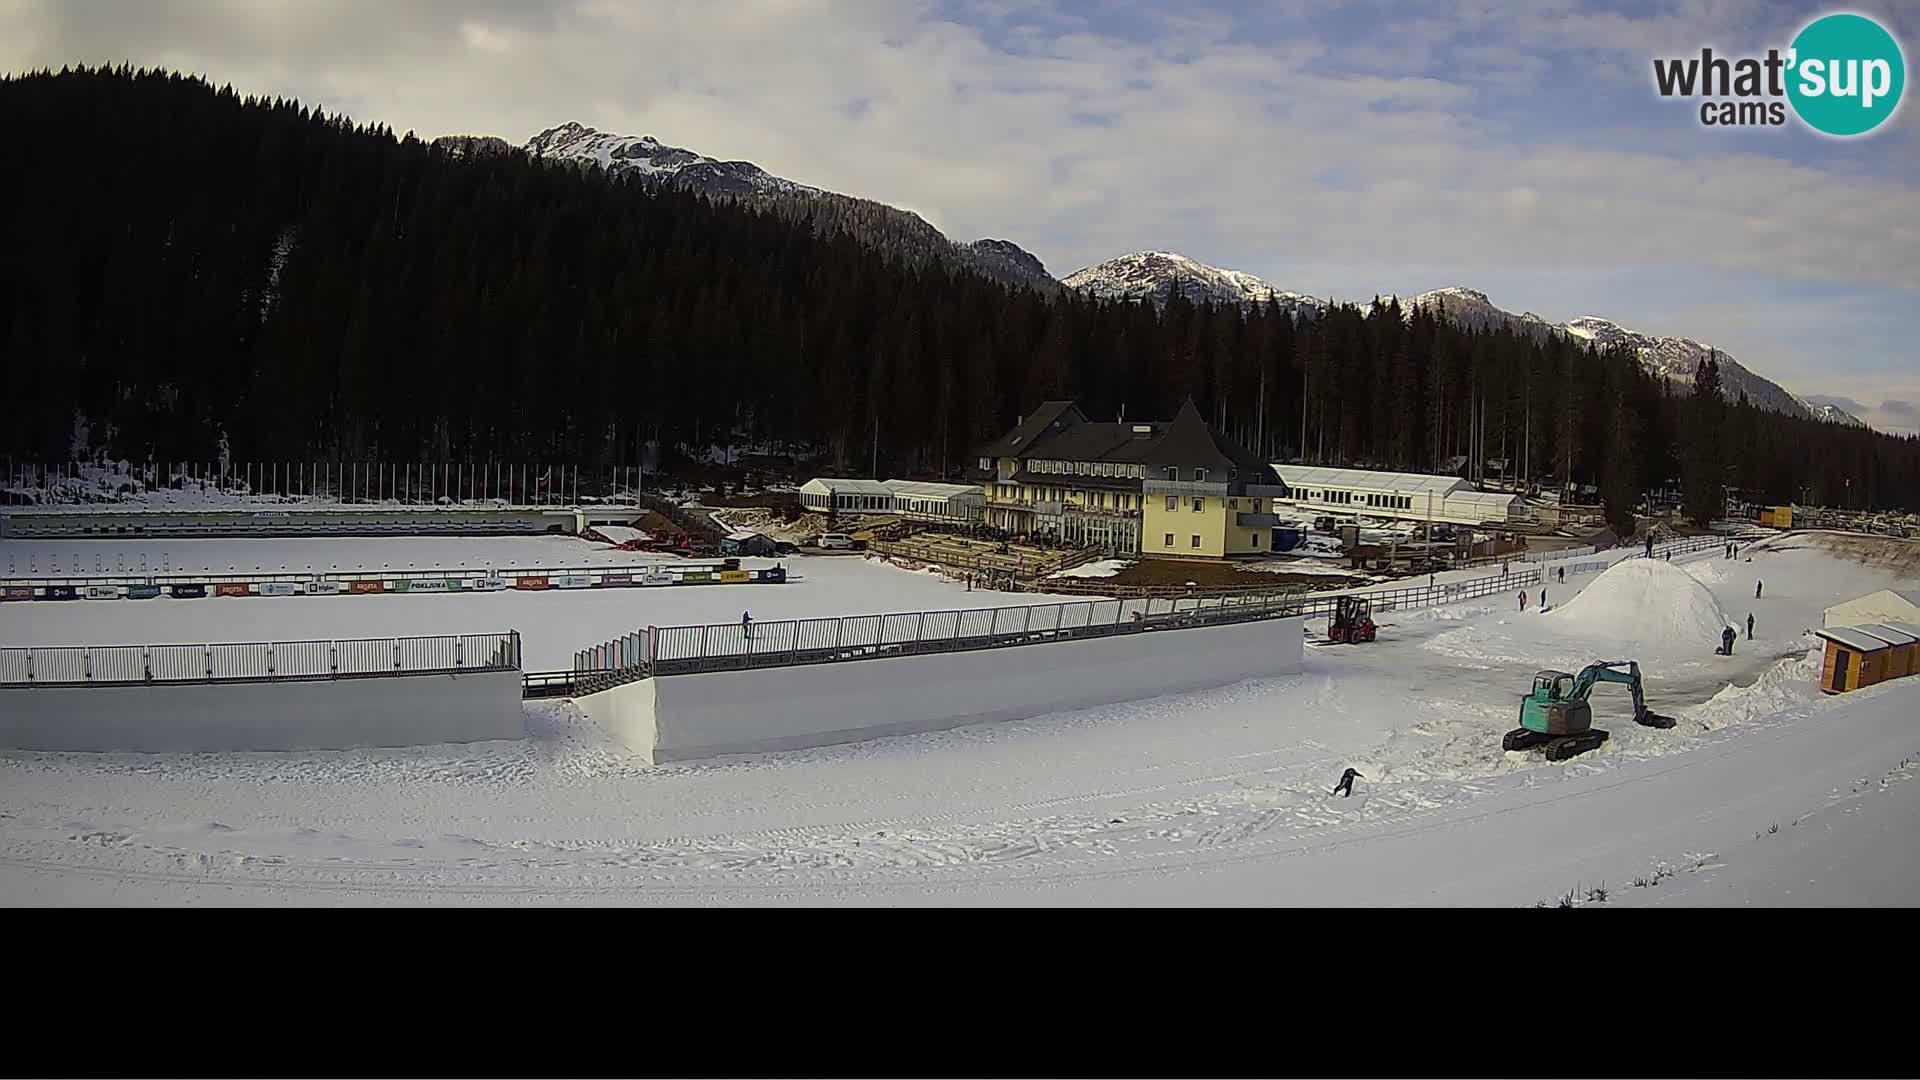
top-left (1270, 465), bottom-right (1527, 527)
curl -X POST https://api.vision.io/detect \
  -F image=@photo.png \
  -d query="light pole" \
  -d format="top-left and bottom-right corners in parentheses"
top-left (1427, 490), bottom-right (1434, 587)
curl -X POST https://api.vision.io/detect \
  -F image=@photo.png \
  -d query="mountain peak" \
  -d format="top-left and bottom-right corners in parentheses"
top-left (1062, 251), bottom-right (1325, 314)
top-left (522, 122), bottom-right (815, 196)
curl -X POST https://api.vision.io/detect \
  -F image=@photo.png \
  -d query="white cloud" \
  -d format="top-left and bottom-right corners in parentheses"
top-left (2, 0), bottom-right (1914, 405)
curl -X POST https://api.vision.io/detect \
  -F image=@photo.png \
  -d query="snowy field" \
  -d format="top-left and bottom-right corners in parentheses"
top-left (0, 537), bottom-right (1090, 669)
top-left (2, 536), bottom-right (1917, 905)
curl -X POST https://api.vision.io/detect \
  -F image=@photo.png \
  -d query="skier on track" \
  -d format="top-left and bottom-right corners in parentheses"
top-left (1332, 768), bottom-right (1362, 798)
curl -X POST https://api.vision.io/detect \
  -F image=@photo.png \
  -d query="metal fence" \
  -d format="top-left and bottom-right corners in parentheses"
top-left (566, 557), bottom-right (1624, 682)
top-left (0, 631), bottom-right (521, 687)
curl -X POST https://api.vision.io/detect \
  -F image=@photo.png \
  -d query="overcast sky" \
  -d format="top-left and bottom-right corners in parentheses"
top-left (5, 0), bottom-right (1916, 433)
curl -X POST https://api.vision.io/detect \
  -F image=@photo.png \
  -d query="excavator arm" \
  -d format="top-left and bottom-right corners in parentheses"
top-left (1568, 661), bottom-right (1671, 728)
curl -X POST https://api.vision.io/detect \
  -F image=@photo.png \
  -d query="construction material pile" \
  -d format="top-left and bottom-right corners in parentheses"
top-left (1546, 558), bottom-right (1735, 648)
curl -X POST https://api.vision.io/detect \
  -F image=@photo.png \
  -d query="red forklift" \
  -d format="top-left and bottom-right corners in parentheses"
top-left (1324, 595), bottom-right (1377, 644)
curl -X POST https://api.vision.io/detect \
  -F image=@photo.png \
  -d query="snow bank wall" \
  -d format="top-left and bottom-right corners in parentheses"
top-left (0, 670), bottom-right (526, 753)
top-left (582, 616), bottom-right (1304, 764)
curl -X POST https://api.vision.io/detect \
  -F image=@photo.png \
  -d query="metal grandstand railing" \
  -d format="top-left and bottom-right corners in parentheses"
top-left (564, 556), bottom-right (1623, 684)
top-left (0, 631), bottom-right (521, 687)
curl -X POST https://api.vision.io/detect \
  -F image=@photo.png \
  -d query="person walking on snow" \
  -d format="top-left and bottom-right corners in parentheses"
top-left (1518, 590), bottom-right (1528, 612)
top-left (1747, 612), bottom-right (1755, 640)
top-left (1755, 580), bottom-right (1763, 599)
top-left (741, 610), bottom-right (753, 641)
top-left (1539, 588), bottom-right (1547, 609)
top-left (1332, 768), bottom-right (1362, 798)
top-left (1557, 566), bottom-right (1565, 585)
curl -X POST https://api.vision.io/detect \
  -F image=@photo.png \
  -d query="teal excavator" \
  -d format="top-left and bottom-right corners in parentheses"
top-left (1503, 661), bottom-right (1677, 761)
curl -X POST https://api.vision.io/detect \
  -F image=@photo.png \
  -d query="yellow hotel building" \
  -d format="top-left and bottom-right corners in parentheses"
top-left (969, 399), bottom-right (1290, 559)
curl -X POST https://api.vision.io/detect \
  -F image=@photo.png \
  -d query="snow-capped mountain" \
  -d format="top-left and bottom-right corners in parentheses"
top-left (515, 122), bottom-right (1055, 291)
top-left (1560, 315), bottom-right (1864, 426)
top-left (1404, 287), bottom-right (1559, 338)
top-left (1062, 252), bottom-right (1327, 317)
top-left (524, 122), bottom-right (819, 196)
top-left (966, 238), bottom-right (1051, 287)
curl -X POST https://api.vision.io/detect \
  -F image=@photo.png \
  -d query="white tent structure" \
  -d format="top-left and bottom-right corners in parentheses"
top-left (798, 478), bottom-right (985, 522)
top-left (1823, 589), bottom-right (1920, 628)
top-left (1270, 465), bottom-right (1527, 527)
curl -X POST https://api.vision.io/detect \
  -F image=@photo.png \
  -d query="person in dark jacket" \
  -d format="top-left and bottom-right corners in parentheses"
top-left (1557, 566), bottom-right (1565, 584)
top-left (742, 610), bottom-right (753, 641)
top-left (1747, 612), bottom-right (1755, 640)
top-left (1720, 626), bottom-right (1736, 655)
top-left (1755, 580), bottom-right (1763, 599)
top-left (1333, 768), bottom-right (1362, 798)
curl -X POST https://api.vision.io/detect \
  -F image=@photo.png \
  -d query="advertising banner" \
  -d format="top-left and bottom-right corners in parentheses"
top-left (171, 583), bottom-right (207, 599)
top-left (515, 576), bottom-right (550, 590)
top-left (349, 580), bottom-right (386, 594)
top-left (85, 585), bottom-right (120, 599)
top-left (305, 581), bottom-right (343, 595)
top-left (126, 584), bottom-right (163, 600)
top-left (258, 582), bottom-right (298, 596)
top-left (718, 569), bottom-right (751, 583)
top-left (2, 586), bottom-right (33, 601)
top-left (642, 568), bottom-right (675, 586)
top-left (599, 573), bottom-right (632, 587)
top-left (472, 577), bottom-right (508, 591)
top-left (555, 574), bottom-right (592, 589)
top-left (215, 583), bottom-right (252, 597)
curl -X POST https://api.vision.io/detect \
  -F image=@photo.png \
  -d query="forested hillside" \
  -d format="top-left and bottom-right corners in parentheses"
top-left (3, 67), bottom-right (1916, 514)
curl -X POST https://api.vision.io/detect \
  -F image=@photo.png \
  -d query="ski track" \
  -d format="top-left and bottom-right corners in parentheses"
top-left (4, 540), bottom-right (1918, 903)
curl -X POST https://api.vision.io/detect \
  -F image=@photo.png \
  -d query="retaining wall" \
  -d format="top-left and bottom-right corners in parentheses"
top-left (578, 615), bottom-right (1303, 764)
top-left (0, 669), bottom-right (526, 753)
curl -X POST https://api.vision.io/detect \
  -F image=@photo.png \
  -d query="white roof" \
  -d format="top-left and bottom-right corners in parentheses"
top-left (1855, 623), bottom-right (1919, 646)
top-left (1446, 491), bottom-right (1525, 509)
top-left (1816, 626), bottom-right (1894, 652)
top-left (883, 480), bottom-right (982, 498)
top-left (800, 477), bottom-right (894, 496)
top-left (1272, 465), bottom-right (1470, 497)
top-left (725, 530), bottom-right (767, 542)
top-left (1825, 589), bottom-right (1920, 615)
top-left (800, 477), bottom-right (982, 498)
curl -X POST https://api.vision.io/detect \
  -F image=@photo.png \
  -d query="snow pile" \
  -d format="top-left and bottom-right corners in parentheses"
top-left (1682, 560), bottom-right (1732, 585)
top-left (1242, 559), bottom-right (1363, 577)
top-left (1684, 646), bottom-right (1824, 734)
top-left (1543, 558), bottom-right (1735, 648)
top-left (1051, 559), bottom-right (1129, 579)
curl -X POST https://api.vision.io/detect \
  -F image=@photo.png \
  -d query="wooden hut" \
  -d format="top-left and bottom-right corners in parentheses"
top-left (1814, 626), bottom-right (1896, 694)
top-left (1856, 624), bottom-right (1918, 680)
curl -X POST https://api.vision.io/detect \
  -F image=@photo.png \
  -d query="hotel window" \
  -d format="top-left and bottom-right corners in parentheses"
top-left (1164, 533), bottom-right (1174, 546)
top-left (1192, 468), bottom-right (1207, 482)
top-left (1190, 534), bottom-right (1201, 548)
top-left (1164, 496), bottom-right (1176, 511)
top-left (1192, 497), bottom-right (1204, 512)
top-left (1229, 499), bottom-right (1238, 510)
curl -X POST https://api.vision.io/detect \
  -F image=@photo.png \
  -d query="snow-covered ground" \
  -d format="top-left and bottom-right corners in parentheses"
top-left (0, 538), bottom-right (1090, 668)
top-left (2, 536), bottom-right (1916, 905)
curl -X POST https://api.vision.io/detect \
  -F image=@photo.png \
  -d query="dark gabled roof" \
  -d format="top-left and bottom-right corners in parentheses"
top-left (1021, 421), bottom-right (1168, 464)
top-left (1146, 398), bottom-right (1274, 479)
top-left (976, 400), bottom-right (1083, 457)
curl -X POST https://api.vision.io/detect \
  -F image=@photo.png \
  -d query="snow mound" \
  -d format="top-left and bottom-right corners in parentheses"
top-left (1683, 560), bottom-right (1732, 585)
top-left (1052, 559), bottom-right (1129, 579)
top-left (1545, 558), bottom-right (1735, 647)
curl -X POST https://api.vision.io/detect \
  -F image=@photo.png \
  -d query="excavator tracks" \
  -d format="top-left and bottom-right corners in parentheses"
top-left (1502, 726), bottom-right (1611, 761)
